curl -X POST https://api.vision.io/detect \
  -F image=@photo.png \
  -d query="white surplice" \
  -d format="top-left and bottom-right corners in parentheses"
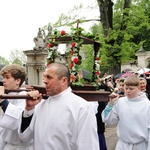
top-left (102, 92), bottom-right (150, 150)
top-left (0, 91), bottom-right (33, 150)
top-left (19, 87), bottom-right (99, 150)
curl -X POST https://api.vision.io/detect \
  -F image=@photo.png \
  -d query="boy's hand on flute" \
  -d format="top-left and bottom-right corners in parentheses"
top-left (26, 90), bottom-right (42, 111)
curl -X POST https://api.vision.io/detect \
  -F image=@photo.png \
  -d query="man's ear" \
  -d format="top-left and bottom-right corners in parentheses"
top-left (16, 78), bottom-right (21, 86)
top-left (61, 77), bottom-right (68, 84)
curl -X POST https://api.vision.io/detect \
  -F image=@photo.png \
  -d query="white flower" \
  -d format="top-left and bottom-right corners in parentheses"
top-left (95, 63), bottom-right (100, 70)
top-left (72, 66), bottom-right (76, 71)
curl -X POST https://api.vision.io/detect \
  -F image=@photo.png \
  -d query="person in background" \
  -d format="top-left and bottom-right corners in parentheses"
top-left (139, 77), bottom-right (150, 100)
top-left (107, 77), bottom-right (114, 92)
top-left (96, 101), bottom-right (107, 150)
top-left (102, 76), bottom-right (150, 150)
top-left (18, 63), bottom-right (99, 150)
top-left (99, 78), bottom-right (110, 91)
top-left (0, 64), bottom-right (33, 150)
top-left (115, 78), bottom-right (120, 89)
top-left (118, 78), bottom-right (125, 96)
top-left (134, 72), bottom-right (139, 77)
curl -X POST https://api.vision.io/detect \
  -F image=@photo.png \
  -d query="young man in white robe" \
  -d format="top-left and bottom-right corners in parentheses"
top-left (0, 64), bottom-right (33, 150)
top-left (18, 63), bottom-right (100, 150)
top-left (102, 75), bottom-right (150, 150)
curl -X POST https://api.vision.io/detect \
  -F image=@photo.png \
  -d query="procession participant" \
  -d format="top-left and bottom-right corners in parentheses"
top-left (107, 76), bottom-right (115, 92)
top-left (139, 77), bottom-right (150, 100)
top-left (102, 76), bottom-right (150, 150)
top-left (18, 62), bottom-right (99, 150)
top-left (118, 78), bottom-right (125, 96)
top-left (96, 101), bottom-right (107, 150)
top-left (0, 64), bottom-right (33, 150)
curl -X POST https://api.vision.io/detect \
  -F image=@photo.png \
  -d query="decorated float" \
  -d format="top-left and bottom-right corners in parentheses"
top-left (0, 23), bottom-right (111, 102)
top-left (44, 23), bottom-right (111, 101)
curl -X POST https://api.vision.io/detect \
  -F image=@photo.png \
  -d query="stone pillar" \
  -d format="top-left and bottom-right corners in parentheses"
top-left (136, 46), bottom-right (150, 68)
top-left (23, 49), bottom-right (48, 86)
top-left (136, 52), bottom-right (146, 68)
top-left (136, 47), bottom-right (146, 68)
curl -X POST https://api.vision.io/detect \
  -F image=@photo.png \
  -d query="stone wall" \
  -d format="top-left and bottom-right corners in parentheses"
top-left (121, 49), bottom-right (150, 73)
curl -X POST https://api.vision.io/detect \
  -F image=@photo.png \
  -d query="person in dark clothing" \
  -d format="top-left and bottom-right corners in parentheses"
top-left (96, 101), bottom-right (107, 150)
top-left (146, 78), bottom-right (150, 92)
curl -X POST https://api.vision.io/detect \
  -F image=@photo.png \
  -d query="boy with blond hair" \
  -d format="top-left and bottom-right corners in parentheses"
top-left (102, 76), bottom-right (150, 150)
top-left (0, 64), bottom-right (33, 150)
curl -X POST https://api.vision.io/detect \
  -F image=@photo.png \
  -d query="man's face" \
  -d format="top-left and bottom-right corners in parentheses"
top-left (2, 72), bottom-right (20, 90)
top-left (43, 67), bottom-right (63, 96)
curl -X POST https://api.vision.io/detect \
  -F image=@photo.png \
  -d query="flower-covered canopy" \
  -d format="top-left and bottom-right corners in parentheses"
top-left (46, 26), bottom-right (102, 87)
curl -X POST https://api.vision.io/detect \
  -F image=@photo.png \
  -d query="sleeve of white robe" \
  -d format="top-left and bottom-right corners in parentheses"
top-left (102, 102), bottom-right (119, 125)
top-left (76, 103), bottom-right (99, 150)
top-left (0, 91), bottom-right (26, 130)
top-left (88, 101), bottom-right (98, 114)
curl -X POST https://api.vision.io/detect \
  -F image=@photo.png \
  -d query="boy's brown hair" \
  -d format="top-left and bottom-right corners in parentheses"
top-left (124, 76), bottom-right (140, 86)
top-left (0, 64), bottom-right (27, 87)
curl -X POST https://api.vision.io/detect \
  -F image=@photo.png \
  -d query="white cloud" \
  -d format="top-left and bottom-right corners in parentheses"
top-left (0, 0), bottom-right (99, 59)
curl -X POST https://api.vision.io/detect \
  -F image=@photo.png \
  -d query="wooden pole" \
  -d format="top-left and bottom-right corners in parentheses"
top-left (0, 94), bottom-right (48, 100)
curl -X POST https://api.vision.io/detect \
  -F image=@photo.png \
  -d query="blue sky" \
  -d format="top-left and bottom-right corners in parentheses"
top-left (0, 0), bottom-right (99, 59)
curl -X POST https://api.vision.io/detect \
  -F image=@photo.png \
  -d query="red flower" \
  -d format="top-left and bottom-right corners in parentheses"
top-left (73, 58), bottom-right (79, 64)
top-left (71, 42), bottom-right (76, 48)
top-left (48, 43), bottom-right (53, 48)
top-left (71, 51), bottom-right (75, 55)
top-left (60, 30), bottom-right (66, 35)
top-left (96, 71), bottom-right (101, 76)
top-left (96, 57), bottom-right (100, 60)
top-left (69, 63), bottom-right (73, 69)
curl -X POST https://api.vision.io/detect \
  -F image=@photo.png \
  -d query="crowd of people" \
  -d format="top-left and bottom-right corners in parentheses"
top-left (0, 63), bottom-right (150, 150)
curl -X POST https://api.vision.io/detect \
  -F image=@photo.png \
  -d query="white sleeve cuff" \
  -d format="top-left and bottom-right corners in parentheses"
top-left (23, 109), bottom-right (34, 117)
